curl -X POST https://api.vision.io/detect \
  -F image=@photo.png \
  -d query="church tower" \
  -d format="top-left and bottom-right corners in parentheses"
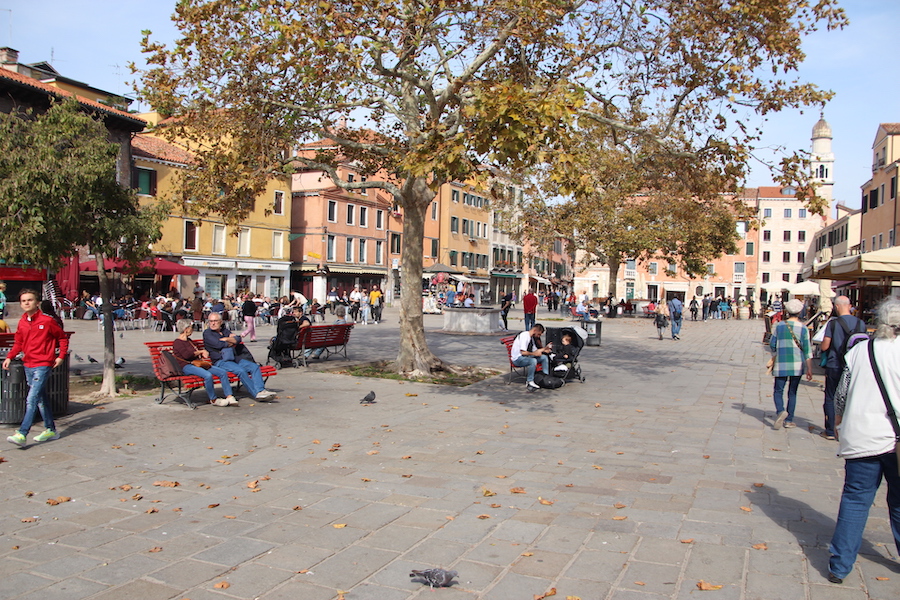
top-left (810, 114), bottom-right (834, 203)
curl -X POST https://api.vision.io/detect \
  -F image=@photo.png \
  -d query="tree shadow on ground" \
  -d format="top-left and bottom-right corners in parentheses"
top-left (754, 484), bottom-right (900, 578)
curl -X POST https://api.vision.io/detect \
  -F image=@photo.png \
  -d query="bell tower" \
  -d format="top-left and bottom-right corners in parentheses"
top-left (810, 114), bottom-right (834, 203)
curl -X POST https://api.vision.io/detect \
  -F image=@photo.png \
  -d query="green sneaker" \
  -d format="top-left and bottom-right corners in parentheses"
top-left (7, 432), bottom-right (26, 446)
top-left (33, 430), bottom-right (59, 443)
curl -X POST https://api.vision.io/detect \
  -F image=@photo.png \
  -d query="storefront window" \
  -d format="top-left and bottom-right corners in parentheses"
top-left (270, 277), bottom-right (283, 298)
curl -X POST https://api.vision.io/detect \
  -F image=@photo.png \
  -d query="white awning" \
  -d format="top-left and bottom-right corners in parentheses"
top-left (450, 274), bottom-right (491, 285)
top-left (530, 276), bottom-right (551, 285)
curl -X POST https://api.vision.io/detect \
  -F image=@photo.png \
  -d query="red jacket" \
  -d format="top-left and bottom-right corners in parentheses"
top-left (523, 293), bottom-right (538, 314)
top-left (8, 310), bottom-right (69, 368)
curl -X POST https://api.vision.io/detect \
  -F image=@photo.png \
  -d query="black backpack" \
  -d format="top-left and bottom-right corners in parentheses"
top-left (533, 371), bottom-right (566, 389)
top-left (834, 316), bottom-right (867, 366)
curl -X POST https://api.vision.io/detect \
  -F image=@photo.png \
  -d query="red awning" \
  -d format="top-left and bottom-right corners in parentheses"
top-left (0, 266), bottom-right (47, 281)
top-left (79, 258), bottom-right (199, 276)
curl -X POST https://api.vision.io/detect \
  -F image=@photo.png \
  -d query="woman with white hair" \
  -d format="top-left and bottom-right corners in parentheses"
top-left (768, 298), bottom-right (813, 429)
top-left (827, 297), bottom-right (900, 584)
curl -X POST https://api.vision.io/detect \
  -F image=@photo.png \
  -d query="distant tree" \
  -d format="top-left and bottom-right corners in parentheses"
top-left (0, 98), bottom-right (167, 396)
top-left (138, 0), bottom-right (845, 375)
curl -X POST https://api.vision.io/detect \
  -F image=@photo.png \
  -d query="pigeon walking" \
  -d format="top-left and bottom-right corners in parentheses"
top-left (410, 568), bottom-right (457, 588)
top-left (87, 356), bottom-right (98, 363)
top-left (115, 357), bottom-right (126, 366)
top-left (73, 354), bottom-right (84, 362)
top-left (360, 390), bottom-right (376, 404)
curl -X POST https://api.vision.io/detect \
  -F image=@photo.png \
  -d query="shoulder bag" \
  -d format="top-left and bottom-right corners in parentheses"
top-left (866, 341), bottom-right (900, 475)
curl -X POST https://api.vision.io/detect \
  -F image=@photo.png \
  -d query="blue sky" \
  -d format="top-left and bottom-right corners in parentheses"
top-left (2, 0), bottom-right (898, 216)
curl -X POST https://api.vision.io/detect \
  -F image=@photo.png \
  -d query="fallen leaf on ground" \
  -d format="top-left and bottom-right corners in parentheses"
top-left (635, 581), bottom-right (645, 585)
top-left (153, 481), bottom-right (179, 488)
top-left (312, 439), bottom-right (320, 444)
top-left (148, 547), bottom-right (162, 553)
top-left (360, 478), bottom-right (372, 482)
top-left (401, 474), bottom-right (412, 478)
top-left (224, 515), bottom-right (236, 519)
top-left (20, 517), bottom-right (37, 523)
top-left (366, 450), bottom-right (379, 455)
top-left (566, 596), bottom-right (582, 600)
top-left (483, 488), bottom-right (497, 497)
top-left (45, 499), bottom-right (59, 505)
top-left (565, 484), bottom-right (574, 487)
top-left (616, 451), bottom-right (624, 455)
top-left (405, 393), bottom-right (418, 396)
top-left (680, 538), bottom-right (694, 543)
top-left (753, 483), bottom-right (764, 487)
top-left (207, 503), bottom-right (219, 509)
top-left (292, 506), bottom-right (303, 511)
top-left (213, 581), bottom-right (230, 589)
top-left (703, 455), bottom-right (710, 459)
top-left (490, 503), bottom-right (501, 508)
top-left (132, 493), bottom-right (143, 501)
top-left (24, 491), bottom-right (34, 497)
top-left (120, 484), bottom-right (133, 491)
top-left (595, 403), bottom-right (601, 407)
top-left (145, 508), bottom-right (158, 514)
top-left (696, 580), bottom-right (723, 591)
top-left (476, 450), bottom-right (485, 455)
top-left (538, 497), bottom-right (554, 505)
top-left (522, 552), bottom-right (534, 556)
top-left (612, 516), bottom-right (627, 520)
top-left (587, 449), bottom-right (596, 453)
top-left (592, 465), bottom-right (603, 470)
top-left (477, 514), bottom-right (491, 519)
top-left (752, 543), bottom-right (767, 550)
top-left (510, 487), bottom-right (526, 494)
top-left (332, 523), bottom-right (347, 528)
top-left (614, 502), bottom-right (627, 509)
top-left (534, 588), bottom-right (557, 599)
top-left (401, 455), bottom-right (412, 459)
top-left (111, 445), bottom-right (121, 449)
top-left (495, 475), bottom-right (507, 478)
top-left (740, 506), bottom-right (752, 512)
top-left (172, 508), bottom-right (182, 512)
top-left (875, 577), bottom-right (890, 581)
top-left (247, 480), bottom-right (259, 489)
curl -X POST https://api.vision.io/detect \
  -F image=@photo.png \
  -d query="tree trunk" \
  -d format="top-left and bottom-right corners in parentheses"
top-left (607, 257), bottom-right (621, 301)
top-left (94, 249), bottom-right (118, 397)
top-left (393, 177), bottom-right (445, 376)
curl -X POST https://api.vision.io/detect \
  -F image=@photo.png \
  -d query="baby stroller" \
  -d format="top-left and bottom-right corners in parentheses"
top-left (544, 326), bottom-right (587, 382)
top-left (267, 315), bottom-right (301, 368)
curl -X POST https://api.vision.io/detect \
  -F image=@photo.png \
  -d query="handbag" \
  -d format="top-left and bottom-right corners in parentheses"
top-left (191, 359), bottom-right (212, 369)
top-left (866, 341), bottom-right (900, 475)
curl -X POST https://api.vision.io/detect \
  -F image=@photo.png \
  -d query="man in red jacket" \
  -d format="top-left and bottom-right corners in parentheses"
top-left (523, 289), bottom-right (538, 331)
top-left (4, 289), bottom-right (69, 446)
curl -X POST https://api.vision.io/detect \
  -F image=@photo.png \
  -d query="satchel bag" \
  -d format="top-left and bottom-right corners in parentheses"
top-left (191, 359), bottom-right (212, 369)
top-left (866, 341), bottom-right (900, 475)
top-left (159, 351), bottom-right (183, 378)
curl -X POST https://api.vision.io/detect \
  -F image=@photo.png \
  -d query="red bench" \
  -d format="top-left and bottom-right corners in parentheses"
top-left (294, 323), bottom-right (354, 367)
top-left (500, 334), bottom-right (543, 385)
top-left (145, 340), bottom-right (277, 409)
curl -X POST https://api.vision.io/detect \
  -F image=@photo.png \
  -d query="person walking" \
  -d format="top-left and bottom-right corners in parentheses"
top-left (702, 294), bottom-right (711, 321)
top-left (668, 296), bottom-right (684, 340)
top-left (654, 302), bottom-right (669, 341)
top-left (827, 296), bottom-right (900, 584)
top-left (4, 289), bottom-right (69, 446)
top-left (689, 296), bottom-right (699, 321)
top-left (499, 292), bottom-right (513, 330)
top-left (819, 296), bottom-right (867, 440)
top-left (768, 299), bottom-right (812, 429)
top-left (240, 294), bottom-right (258, 342)
top-left (522, 289), bottom-right (538, 332)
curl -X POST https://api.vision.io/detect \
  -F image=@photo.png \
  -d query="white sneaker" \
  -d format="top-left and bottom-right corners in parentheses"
top-left (526, 381), bottom-right (540, 392)
top-left (256, 390), bottom-right (276, 400)
top-left (225, 395), bottom-right (238, 406)
top-left (213, 398), bottom-right (229, 407)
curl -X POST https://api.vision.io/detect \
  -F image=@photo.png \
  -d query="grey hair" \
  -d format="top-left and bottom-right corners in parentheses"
top-left (875, 297), bottom-right (900, 339)
top-left (176, 319), bottom-right (195, 334)
top-left (335, 305), bottom-right (346, 318)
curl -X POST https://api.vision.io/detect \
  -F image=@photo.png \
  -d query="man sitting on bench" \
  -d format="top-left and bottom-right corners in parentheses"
top-left (203, 313), bottom-right (276, 400)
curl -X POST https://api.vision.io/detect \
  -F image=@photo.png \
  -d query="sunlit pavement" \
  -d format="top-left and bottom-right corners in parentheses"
top-left (0, 311), bottom-right (896, 599)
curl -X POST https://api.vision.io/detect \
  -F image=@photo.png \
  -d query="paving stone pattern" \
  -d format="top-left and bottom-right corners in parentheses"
top-left (0, 311), bottom-right (898, 599)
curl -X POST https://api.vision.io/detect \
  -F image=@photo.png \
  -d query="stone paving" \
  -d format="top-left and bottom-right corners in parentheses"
top-left (1, 310), bottom-right (898, 600)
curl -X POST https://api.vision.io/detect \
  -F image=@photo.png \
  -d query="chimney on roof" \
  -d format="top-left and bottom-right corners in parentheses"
top-left (0, 47), bottom-right (19, 65)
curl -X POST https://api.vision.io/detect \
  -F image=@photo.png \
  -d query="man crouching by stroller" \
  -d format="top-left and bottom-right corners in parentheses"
top-left (511, 323), bottom-right (551, 393)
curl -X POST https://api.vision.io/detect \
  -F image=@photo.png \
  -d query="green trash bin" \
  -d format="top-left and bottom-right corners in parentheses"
top-left (0, 350), bottom-right (70, 425)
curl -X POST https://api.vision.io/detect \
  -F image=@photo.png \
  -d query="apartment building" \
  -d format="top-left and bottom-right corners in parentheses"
top-left (437, 182), bottom-right (493, 300)
top-left (133, 133), bottom-right (292, 299)
top-left (858, 123), bottom-right (900, 254)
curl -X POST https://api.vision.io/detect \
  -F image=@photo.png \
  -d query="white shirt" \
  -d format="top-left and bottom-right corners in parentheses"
top-left (349, 290), bottom-right (362, 302)
top-left (464, 297), bottom-right (474, 308)
top-left (838, 337), bottom-right (900, 460)
top-left (510, 330), bottom-right (534, 362)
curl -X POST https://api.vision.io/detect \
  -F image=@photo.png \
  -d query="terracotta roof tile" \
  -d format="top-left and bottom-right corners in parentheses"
top-left (881, 123), bottom-right (900, 135)
top-left (0, 67), bottom-right (145, 128)
top-left (132, 134), bottom-right (194, 165)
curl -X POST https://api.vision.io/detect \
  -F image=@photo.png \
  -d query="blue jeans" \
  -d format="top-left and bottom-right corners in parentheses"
top-left (829, 452), bottom-right (900, 578)
top-left (671, 317), bottom-right (682, 338)
top-left (214, 358), bottom-right (264, 397)
top-left (524, 313), bottom-right (535, 331)
top-left (182, 364), bottom-right (233, 401)
top-left (773, 375), bottom-right (800, 422)
top-left (823, 366), bottom-right (842, 436)
top-left (512, 354), bottom-right (549, 384)
top-left (19, 366), bottom-right (54, 436)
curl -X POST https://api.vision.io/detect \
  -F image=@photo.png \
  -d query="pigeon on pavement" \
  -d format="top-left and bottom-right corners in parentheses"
top-left (410, 568), bottom-right (458, 588)
top-left (87, 356), bottom-right (98, 363)
top-left (114, 357), bottom-right (125, 369)
top-left (73, 354), bottom-right (84, 362)
top-left (360, 390), bottom-right (376, 404)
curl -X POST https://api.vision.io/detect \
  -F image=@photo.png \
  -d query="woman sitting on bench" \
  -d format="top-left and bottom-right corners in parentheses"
top-left (172, 319), bottom-right (237, 407)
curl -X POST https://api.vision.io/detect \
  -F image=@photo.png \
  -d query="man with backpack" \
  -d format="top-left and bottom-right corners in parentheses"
top-left (819, 296), bottom-right (867, 440)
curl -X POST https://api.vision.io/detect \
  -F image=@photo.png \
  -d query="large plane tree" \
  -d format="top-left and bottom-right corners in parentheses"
top-left (138, 0), bottom-right (845, 375)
